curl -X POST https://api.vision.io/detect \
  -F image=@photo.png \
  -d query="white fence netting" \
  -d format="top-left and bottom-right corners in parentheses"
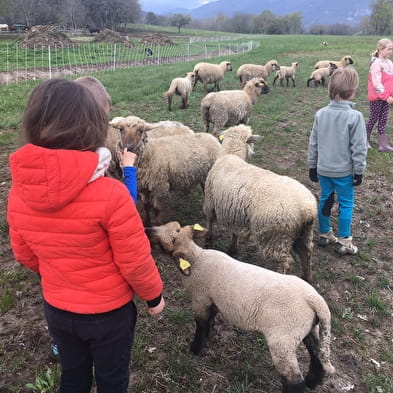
top-left (0, 40), bottom-right (259, 85)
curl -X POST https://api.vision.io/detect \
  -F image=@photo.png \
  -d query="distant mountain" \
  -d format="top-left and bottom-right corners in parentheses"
top-left (147, 0), bottom-right (371, 28)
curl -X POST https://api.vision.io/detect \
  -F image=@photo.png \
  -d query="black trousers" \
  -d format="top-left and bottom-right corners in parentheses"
top-left (43, 300), bottom-right (137, 393)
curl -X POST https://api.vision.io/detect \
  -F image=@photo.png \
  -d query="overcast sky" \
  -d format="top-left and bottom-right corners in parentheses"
top-left (139, 0), bottom-right (215, 11)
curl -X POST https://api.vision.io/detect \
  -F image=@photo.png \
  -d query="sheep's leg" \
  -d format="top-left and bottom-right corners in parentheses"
top-left (303, 333), bottom-right (325, 389)
top-left (273, 75), bottom-right (279, 86)
top-left (204, 213), bottom-right (215, 247)
top-left (227, 233), bottom-right (239, 256)
top-left (269, 342), bottom-right (305, 393)
top-left (291, 76), bottom-right (295, 87)
top-left (181, 94), bottom-right (187, 109)
top-left (167, 95), bottom-right (172, 111)
top-left (293, 222), bottom-right (313, 282)
top-left (190, 306), bottom-right (216, 354)
top-left (203, 82), bottom-right (210, 92)
top-left (152, 198), bottom-right (163, 226)
top-left (140, 192), bottom-right (152, 227)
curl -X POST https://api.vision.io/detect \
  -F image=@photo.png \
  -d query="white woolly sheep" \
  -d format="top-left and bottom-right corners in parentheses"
top-left (109, 117), bottom-right (221, 226)
top-left (236, 59), bottom-right (280, 88)
top-left (320, 41), bottom-right (329, 47)
top-left (307, 62), bottom-right (338, 87)
top-left (192, 61), bottom-right (232, 92)
top-left (314, 55), bottom-right (353, 69)
top-left (273, 62), bottom-right (299, 87)
top-left (164, 71), bottom-right (196, 111)
top-left (201, 77), bottom-right (270, 136)
top-left (146, 221), bottom-right (335, 393)
top-left (203, 126), bottom-right (317, 282)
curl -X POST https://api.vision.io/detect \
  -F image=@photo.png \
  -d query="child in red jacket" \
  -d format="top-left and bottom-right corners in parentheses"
top-left (7, 78), bottom-right (165, 393)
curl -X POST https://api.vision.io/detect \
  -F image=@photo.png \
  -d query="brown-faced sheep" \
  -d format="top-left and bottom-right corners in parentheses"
top-left (273, 62), bottom-right (299, 87)
top-left (109, 117), bottom-right (221, 226)
top-left (146, 221), bottom-right (335, 393)
top-left (164, 71), bottom-right (196, 111)
top-left (236, 59), bottom-right (280, 88)
top-left (201, 77), bottom-right (270, 136)
top-left (203, 126), bottom-right (317, 282)
top-left (314, 55), bottom-right (353, 69)
top-left (192, 61), bottom-right (232, 92)
top-left (307, 62), bottom-right (338, 87)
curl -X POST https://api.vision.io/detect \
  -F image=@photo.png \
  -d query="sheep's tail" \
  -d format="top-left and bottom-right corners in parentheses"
top-left (164, 83), bottom-right (176, 98)
top-left (310, 296), bottom-right (336, 375)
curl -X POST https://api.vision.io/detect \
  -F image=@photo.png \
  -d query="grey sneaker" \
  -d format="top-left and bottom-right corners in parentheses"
top-left (335, 236), bottom-right (358, 255)
top-left (318, 230), bottom-right (337, 247)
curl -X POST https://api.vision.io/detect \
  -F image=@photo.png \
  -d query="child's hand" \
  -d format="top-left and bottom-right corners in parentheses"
top-left (309, 168), bottom-right (318, 182)
top-left (118, 148), bottom-right (137, 167)
top-left (147, 297), bottom-right (165, 316)
top-left (387, 96), bottom-right (393, 104)
top-left (353, 174), bottom-right (362, 186)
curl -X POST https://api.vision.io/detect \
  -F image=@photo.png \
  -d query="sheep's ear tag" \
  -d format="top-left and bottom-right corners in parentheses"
top-left (218, 134), bottom-right (224, 142)
top-left (179, 258), bottom-right (191, 276)
top-left (193, 223), bottom-right (204, 231)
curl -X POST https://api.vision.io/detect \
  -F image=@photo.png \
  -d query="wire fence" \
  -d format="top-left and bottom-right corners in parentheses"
top-left (0, 39), bottom-right (259, 85)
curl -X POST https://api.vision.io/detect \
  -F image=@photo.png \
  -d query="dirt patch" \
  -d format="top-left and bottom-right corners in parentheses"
top-left (19, 25), bottom-right (74, 49)
top-left (140, 33), bottom-right (176, 46)
top-left (93, 28), bottom-right (135, 47)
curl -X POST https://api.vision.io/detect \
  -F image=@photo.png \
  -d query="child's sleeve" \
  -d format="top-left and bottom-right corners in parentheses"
top-left (123, 166), bottom-right (138, 203)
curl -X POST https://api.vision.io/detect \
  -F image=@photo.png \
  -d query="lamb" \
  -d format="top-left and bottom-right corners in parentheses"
top-left (192, 61), bottom-right (232, 92)
top-left (314, 55), bottom-right (353, 69)
top-left (201, 77), bottom-right (270, 136)
top-left (236, 59), bottom-right (280, 88)
top-left (203, 126), bottom-right (317, 282)
top-left (307, 62), bottom-right (338, 87)
top-left (146, 221), bottom-right (335, 393)
top-left (109, 117), bottom-right (221, 226)
top-left (164, 71), bottom-right (196, 111)
top-left (273, 62), bottom-right (299, 87)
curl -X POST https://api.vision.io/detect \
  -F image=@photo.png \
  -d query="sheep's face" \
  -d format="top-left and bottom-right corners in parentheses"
top-left (343, 56), bottom-right (353, 65)
top-left (328, 62), bottom-right (338, 74)
top-left (112, 119), bottom-right (146, 152)
top-left (270, 60), bottom-right (280, 71)
top-left (186, 72), bottom-right (196, 83)
top-left (248, 77), bottom-right (270, 95)
top-left (292, 62), bottom-right (299, 69)
top-left (223, 61), bottom-right (233, 72)
top-left (145, 222), bottom-right (207, 275)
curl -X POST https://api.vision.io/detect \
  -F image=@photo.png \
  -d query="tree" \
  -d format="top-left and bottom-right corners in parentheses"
top-left (169, 13), bottom-right (191, 33)
top-left (369, 0), bottom-right (393, 35)
top-left (145, 11), bottom-right (158, 25)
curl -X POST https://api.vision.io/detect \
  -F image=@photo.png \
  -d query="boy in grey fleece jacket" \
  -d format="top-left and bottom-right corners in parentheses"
top-left (308, 67), bottom-right (367, 255)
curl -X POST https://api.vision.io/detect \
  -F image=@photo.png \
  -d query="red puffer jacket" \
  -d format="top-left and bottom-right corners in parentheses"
top-left (7, 144), bottom-right (163, 314)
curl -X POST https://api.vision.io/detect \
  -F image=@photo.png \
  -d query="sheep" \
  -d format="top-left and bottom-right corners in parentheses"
top-left (164, 71), bottom-right (196, 111)
top-left (201, 77), bottom-right (270, 136)
top-left (109, 117), bottom-right (221, 226)
top-left (192, 61), bottom-right (232, 92)
top-left (203, 126), bottom-right (317, 282)
top-left (236, 59), bottom-right (280, 88)
top-left (314, 55), bottom-right (353, 69)
top-left (273, 62), bottom-right (299, 87)
top-left (320, 41), bottom-right (329, 47)
top-left (307, 62), bottom-right (338, 87)
top-left (146, 221), bottom-right (335, 393)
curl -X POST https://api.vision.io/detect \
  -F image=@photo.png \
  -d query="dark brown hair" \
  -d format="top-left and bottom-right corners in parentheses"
top-left (23, 78), bottom-right (108, 151)
top-left (328, 67), bottom-right (359, 101)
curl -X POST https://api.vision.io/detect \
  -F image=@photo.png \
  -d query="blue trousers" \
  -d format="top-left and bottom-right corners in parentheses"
top-left (44, 300), bottom-right (137, 393)
top-left (318, 175), bottom-right (354, 238)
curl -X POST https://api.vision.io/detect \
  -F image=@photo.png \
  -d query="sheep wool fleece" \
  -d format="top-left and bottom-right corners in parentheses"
top-left (7, 143), bottom-right (163, 314)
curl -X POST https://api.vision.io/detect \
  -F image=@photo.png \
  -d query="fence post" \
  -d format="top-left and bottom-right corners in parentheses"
top-left (113, 44), bottom-right (116, 70)
top-left (48, 45), bottom-right (52, 79)
top-left (205, 43), bottom-right (207, 59)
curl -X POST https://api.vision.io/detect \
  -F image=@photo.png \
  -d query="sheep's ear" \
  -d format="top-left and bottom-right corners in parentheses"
top-left (247, 135), bottom-right (263, 144)
top-left (172, 255), bottom-right (191, 276)
top-left (218, 134), bottom-right (225, 142)
top-left (192, 223), bottom-right (208, 238)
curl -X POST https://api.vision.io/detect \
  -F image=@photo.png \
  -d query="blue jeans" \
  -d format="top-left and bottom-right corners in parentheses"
top-left (318, 175), bottom-right (354, 238)
top-left (43, 300), bottom-right (137, 393)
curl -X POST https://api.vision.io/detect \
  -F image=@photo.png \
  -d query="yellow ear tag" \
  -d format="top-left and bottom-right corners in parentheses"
top-left (179, 258), bottom-right (191, 271)
top-left (218, 134), bottom-right (224, 142)
top-left (193, 223), bottom-right (204, 231)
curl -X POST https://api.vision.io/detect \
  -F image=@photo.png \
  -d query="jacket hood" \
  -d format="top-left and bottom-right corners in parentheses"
top-left (9, 144), bottom-right (98, 212)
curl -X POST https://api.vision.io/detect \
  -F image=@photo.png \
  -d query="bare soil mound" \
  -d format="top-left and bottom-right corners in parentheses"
top-left (93, 28), bottom-right (135, 47)
top-left (140, 33), bottom-right (176, 46)
top-left (19, 25), bottom-right (74, 49)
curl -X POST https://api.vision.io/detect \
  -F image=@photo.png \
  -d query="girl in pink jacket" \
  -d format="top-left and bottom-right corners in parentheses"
top-left (366, 38), bottom-right (393, 152)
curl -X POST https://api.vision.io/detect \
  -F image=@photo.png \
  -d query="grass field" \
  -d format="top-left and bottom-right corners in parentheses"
top-left (0, 31), bottom-right (392, 393)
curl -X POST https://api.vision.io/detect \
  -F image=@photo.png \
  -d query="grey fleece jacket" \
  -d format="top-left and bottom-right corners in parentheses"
top-left (308, 100), bottom-right (367, 178)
